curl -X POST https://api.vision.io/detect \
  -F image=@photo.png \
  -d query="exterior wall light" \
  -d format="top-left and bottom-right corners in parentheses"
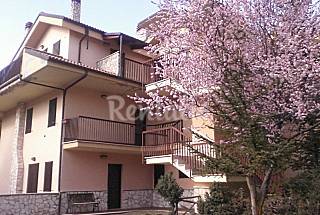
top-left (99, 154), bottom-right (108, 159)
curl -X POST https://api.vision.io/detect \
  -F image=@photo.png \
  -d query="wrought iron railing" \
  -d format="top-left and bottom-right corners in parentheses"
top-left (0, 57), bottom-right (22, 87)
top-left (64, 116), bottom-right (136, 145)
top-left (142, 126), bottom-right (215, 174)
top-left (96, 52), bottom-right (153, 84)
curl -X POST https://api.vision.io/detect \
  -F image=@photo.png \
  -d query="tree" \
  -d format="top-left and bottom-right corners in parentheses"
top-left (136, 0), bottom-right (320, 215)
top-left (155, 173), bottom-right (184, 215)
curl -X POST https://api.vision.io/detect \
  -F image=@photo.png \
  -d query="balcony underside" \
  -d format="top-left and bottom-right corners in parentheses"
top-left (63, 140), bottom-right (141, 154)
top-left (145, 78), bottom-right (186, 95)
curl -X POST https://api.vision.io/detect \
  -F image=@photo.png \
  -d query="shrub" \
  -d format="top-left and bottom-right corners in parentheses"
top-left (155, 173), bottom-right (184, 215)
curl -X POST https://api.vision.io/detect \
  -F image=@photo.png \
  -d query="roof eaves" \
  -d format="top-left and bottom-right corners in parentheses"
top-left (24, 47), bottom-right (143, 86)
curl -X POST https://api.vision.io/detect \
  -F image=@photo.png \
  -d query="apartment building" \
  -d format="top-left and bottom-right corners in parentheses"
top-left (0, 1), bottom-right (245, 214)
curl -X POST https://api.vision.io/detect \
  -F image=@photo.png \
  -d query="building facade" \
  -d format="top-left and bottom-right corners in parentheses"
top-left (0, 9), bottom-right (245, 214)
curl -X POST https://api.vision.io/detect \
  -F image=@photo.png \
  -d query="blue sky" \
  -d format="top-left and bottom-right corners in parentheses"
top-left (0, 0), bottom-right (159, 68)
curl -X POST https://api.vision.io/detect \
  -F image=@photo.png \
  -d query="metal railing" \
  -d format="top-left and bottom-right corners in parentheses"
top-left (0, 56), bottom-right (22, 87)
top-left (64, 116), bottom-right (136, 145)
top-left (142, 126), bottom-right (215, 174)
top-left (96, 52), bottom-right (153, 84)
top-left (124, 58), bottom-right (153, 84)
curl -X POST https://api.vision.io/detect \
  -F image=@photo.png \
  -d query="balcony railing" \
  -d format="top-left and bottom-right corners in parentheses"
top-left (96, 52), bottom-right (153, 84)
top-left (142, 126), bottom-right (216, 174)
top-left (0, 56), bottom-right (22, 87)
top-left (64, 116), bottom-right (136, 145)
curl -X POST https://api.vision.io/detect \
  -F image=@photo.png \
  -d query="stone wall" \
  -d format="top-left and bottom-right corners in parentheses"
top-left (96, 52), bottom-right (120, 76)
top-left (123, 189), bottom-right (199, 210)
top-left (0, 189), bottom-right (207, 214)
top-left (0, 193), bottom-right (59, 215)
top-left (122, 189), bottom-right (153, 209)
top-left (9, 103), bottom-right (26, 194)
top-left (60, 190), bottom-right (107, 214)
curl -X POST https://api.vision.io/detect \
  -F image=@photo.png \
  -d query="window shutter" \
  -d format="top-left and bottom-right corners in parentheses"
top-left (25, 108), bottom-right (33, 134)
top-left (52, 40), bottom-right (61, 55)
top-left (43, 161), bottom-right (53, 192)
top-left (48, 98), bottom-right (57, 127)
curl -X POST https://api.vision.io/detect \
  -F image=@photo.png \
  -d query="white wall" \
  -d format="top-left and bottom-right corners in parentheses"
top-left (0, 110), bottom-right (16, 193)
top-left (22, 91), bottom-right (63, 193)
top-left (36, 25), bottom-right (70, 59)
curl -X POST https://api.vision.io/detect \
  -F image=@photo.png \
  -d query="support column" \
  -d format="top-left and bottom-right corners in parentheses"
top-left (10, 103), bottom-right (26, 194)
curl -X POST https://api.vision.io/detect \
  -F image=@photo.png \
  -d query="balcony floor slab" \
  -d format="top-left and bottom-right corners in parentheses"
top-left (63, 140), bottom-right (142, 154)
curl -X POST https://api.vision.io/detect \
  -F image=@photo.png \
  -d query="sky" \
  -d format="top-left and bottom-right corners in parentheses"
top-left (0, 0), bottom-right (159, 68)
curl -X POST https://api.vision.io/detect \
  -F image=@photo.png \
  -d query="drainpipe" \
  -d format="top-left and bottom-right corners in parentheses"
top-left (57, 71), bottom-right (88, 215)
top-left (78, 28), bottom-right (89, 63)
top-left (119, 34), bottom-right (124, 77)
top-left (19, 72), bottom-right (88, 215)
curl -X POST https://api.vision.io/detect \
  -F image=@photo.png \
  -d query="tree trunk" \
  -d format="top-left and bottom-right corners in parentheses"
top-left (247, 167), bottom-right (273, 215)
top-left (257, 167), bottom-right (273, 214)
top-left (247, 176), bottom-right (258, 215)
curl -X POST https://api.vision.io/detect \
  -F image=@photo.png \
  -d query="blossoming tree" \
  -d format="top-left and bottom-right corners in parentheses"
top-left (137, 0), bottom-right (320, 214)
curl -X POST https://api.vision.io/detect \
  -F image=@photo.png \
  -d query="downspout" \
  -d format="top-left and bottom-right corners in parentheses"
top-left (78, 28), bottom-right (89, 63)
top-left (119, 34), bottom-right (124, 77)
top-left (57, 71), bottom-right (88, 215)
top-left (20, 72), bottom-right (88, 215)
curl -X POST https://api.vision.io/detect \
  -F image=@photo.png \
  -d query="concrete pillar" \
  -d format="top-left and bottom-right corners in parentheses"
top-left (10, 103), bottom-right (26, 194)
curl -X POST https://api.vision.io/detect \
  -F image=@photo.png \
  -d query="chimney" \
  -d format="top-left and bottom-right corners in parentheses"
top-left (25, 22), bottom-right (33, 33)
top-left (71, 0), bottom-right (81, 22)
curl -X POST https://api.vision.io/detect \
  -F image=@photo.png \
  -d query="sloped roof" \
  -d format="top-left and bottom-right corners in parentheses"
top-left (11, 12), bottom-right (148, 64)
top-left (39, 12), bottom-right (106, 34)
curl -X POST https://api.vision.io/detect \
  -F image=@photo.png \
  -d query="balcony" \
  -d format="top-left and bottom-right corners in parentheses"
top-left (96, 51), bottom-right (153, 84)
top-left (0, 56), bottom-right (22, 87)
top-left (64, 116), bottom-right (136, 145)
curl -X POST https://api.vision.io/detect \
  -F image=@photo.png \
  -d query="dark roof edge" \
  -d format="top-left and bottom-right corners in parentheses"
top-left (104, 32), bottom-right (148, 47)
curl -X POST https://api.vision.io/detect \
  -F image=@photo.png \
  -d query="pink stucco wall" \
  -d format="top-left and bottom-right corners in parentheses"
top-left (23, 92), bottom-right (63, 193)
top-left (61, 151), bottom-right (153, 191)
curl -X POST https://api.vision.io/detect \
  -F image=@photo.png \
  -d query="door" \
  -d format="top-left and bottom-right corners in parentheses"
top-left (27, 163), bottom-right (39, 193)
top-left (135, 109), bottom-right (147, 146)
top-left (154, 164), bottom-right (165, 188)
top-left (108, 164), bottom-right (122, 209)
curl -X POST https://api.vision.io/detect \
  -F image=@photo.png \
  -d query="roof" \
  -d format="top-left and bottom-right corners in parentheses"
top-left (39, 12), bottom-right (106, 34)
top-left (11, 12), bottom-right (148, 63)
top-left (104, 32), bottom-right (147, 49)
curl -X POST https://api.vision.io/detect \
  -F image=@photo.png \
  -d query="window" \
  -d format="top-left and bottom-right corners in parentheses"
top-left (48, 98), bottom-right (57, 127)
top-left (179, 170), bottom-right (189, 179)
top-left (43, 161), bottom-right (53, 192)
top-left (52, 40), bottom-right (61, 55)
top-left (25, 108), bottom-right (33, 134)
top-left (27, 163), bottom-right (39, 193)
